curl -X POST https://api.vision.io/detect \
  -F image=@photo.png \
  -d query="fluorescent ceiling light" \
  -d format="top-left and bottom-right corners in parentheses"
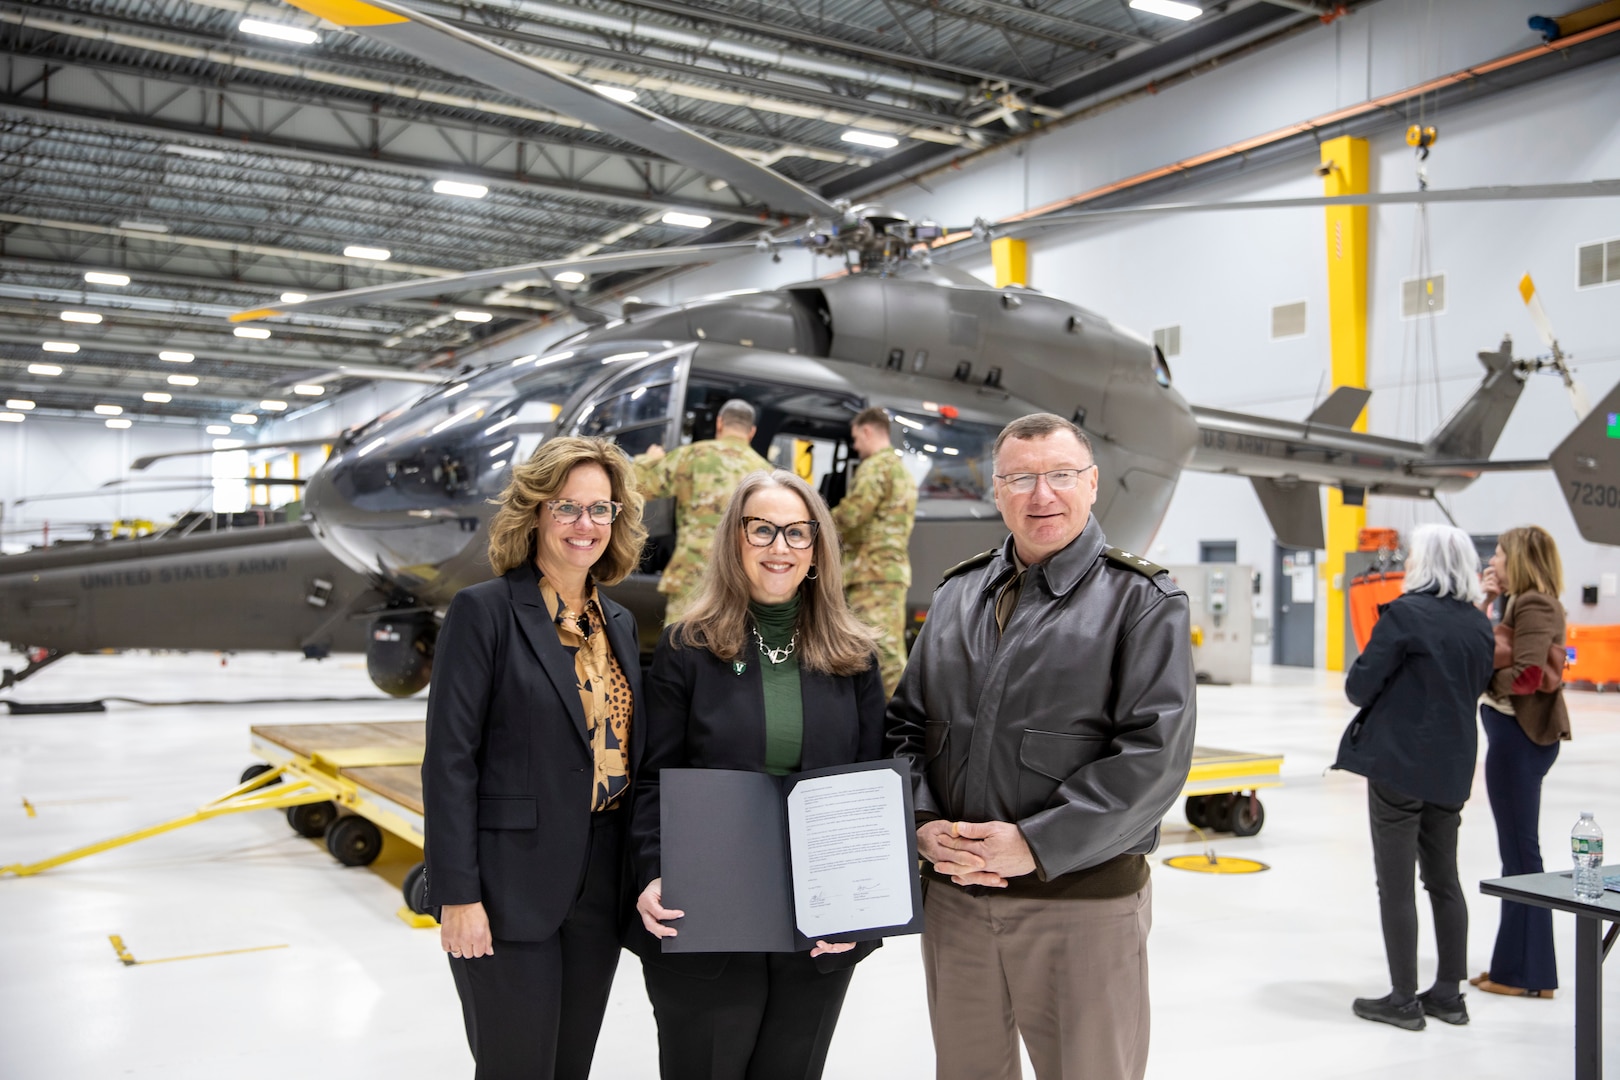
top-left (432, 179), bottom-right (489, 199)
top-left (231, 413), bottom-right (259, 425)
top-left (163, 143), bottom-right (228, 162)
top-left (213, 438), bottom-right (244, 450)
top-left (168, 374), bottom-right (199, 386)
top-left (42, 341), bottom-right (79, 353)
top-left (357, 436), bottom-right (388, 458)
top-left (444, 383), bottom-right (470, 397)
top-left (159, 351), bottom-right (194, 363)
top-left (593, 84), bottom-right (638, 104)
top-left (509, 354), bottom-right (539, 367)
top-left (206, 425), bottom-right (233, 435)
top-left (61, 310), bottom-right (102, 324)
top-left (661, 211), bottom-right (712, 229)
top-left (143, 391), bottom-right (173, 403)
top-left (453, 310), bottom-right (493, 323)
top-left (119, 220), bottom-right (169, 233)
top-left (84, 272), bottom-right (131, 287)
top-left (841, 129), bottom-right (899, 149)
top-left (260, 399), bottom-right (289, 411)
top-left (7, 399), bottom-right (35, 410)
top-left (238, 18), bottom-right (319, 44)
top-left (344, 245), bottom-right (391, 261)
top-left (234, 326), bottom-right (271, 339)
top-left (602, 351), bottom-right (650, 364)
top-left (105, 418), bottom-right (132, 429)
top-left (279, 292), bottom-right (309, 304)
top-left (1128, 0), bottom-right (1202, 19)
top-left (28, 363), bottom-right (63, 377)
top-left (553, 271), bottom-right (586, 284)
top-left (0, 412), bottom-right (24, 423)
top-left (94, 404), bottom-right (123, 416)
top-left (293, 384), bottom-right (325, 396)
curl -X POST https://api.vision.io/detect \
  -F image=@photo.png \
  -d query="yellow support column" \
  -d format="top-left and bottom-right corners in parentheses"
top-left (991, 237), bottom-right (1027, 288)
top-left (1320, 135), bottom-right (1369, 672)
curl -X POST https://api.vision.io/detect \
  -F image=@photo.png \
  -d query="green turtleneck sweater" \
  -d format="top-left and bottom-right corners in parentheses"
top-left (750, 596), bottom-right (804, 776)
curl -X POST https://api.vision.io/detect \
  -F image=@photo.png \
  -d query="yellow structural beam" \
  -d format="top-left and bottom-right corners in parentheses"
top-left (991, 237), bottom-right (1027, 288)
top-left (1320, 135), bottom-right (1369, 672)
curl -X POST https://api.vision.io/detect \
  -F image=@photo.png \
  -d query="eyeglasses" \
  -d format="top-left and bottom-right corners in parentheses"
top-left (547, 499), bottom-right (622, 525)
top-left (741, 517), bottom-right (818, 550)
top-left (993, 465), bottom-right (1095, 495)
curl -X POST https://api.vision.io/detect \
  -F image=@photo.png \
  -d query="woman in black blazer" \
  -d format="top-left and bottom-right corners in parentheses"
top-left (632, 469), bottom-right (888, 1080)
top-left (423, 435), bottom-right (648, 1080)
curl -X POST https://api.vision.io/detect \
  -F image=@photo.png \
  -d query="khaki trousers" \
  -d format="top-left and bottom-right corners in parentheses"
top-left (921, 877), bottom-right (1152, 1080)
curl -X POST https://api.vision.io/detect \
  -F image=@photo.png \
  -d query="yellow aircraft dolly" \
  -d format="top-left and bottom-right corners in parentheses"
top-left (3, 721), bottom-right (435, 927)
top-left (1181, 745), bottom-right (1284, 837)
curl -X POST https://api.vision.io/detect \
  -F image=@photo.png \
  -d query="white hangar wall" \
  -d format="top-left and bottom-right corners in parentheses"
top-left (649, 0), bottom-right (1620, 636)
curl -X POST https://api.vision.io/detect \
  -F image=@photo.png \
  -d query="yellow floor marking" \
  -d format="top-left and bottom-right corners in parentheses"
top-left (108, 934), bottom-right (289, 967)
top-left (21, 798), bottom-right (34, 818)
top-left (1164, 854), bottom-right (1270, 875)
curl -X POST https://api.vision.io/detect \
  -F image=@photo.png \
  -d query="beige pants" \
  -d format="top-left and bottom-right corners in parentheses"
top-left (921, 877), bottom-right (1152, 1080)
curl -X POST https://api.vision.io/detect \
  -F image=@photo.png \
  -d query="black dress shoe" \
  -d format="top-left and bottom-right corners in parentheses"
top-left (1352, 993), bottom-right (1426, 1030)
top-left (1417, 990), bottom-right (1469, 1025)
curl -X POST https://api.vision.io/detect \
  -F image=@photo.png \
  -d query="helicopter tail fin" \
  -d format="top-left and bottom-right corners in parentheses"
top-left (1250, 478), bottom-right (1325, 549)
top-left (1551, 379), bottom-right (1620, 545)
top-left (1421, 338), bottom-right (1526, 461)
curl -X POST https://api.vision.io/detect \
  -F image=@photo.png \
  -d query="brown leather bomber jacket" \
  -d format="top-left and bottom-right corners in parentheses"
top-left (887, 517), bottom-right (1197, 890)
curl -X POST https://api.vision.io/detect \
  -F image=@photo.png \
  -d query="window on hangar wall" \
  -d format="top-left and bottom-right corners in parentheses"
top-left (1577, 238), bottom-right (1620, 288)
top-left (1270, 301), bottom-right (1307, 340)
top-left (1401, 274), bottom-right (1446, 318)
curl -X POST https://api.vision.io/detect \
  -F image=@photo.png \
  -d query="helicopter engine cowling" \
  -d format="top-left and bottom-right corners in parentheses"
top-left (367, 613), bottom-right (438, 697)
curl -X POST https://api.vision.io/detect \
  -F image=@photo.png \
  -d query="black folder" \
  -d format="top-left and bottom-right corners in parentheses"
top-left (659, 759), bottom-right (924, 953)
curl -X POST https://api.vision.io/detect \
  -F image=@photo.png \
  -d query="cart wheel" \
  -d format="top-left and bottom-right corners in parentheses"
top-left (1229, 793), bottom-right (1265, 837)
top-left (287, 801), bottom-right (338, 838)
top-left (326, 815), bottom-right (384, 867)
top-left (403, 860), bottom-right (431, 914)
top-left (1202, 793), bottom-right (1235, 833)
top-left (1185, 795), bottom-right (1209, 829)
top-left (240, 763), bottom-right (281, 786)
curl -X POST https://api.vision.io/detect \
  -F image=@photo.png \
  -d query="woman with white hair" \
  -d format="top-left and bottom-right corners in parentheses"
top-left (1333, 524), bottom-right (1495, 1031)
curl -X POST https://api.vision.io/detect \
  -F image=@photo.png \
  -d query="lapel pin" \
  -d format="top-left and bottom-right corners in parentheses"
top-left (732, 660), bottom-right (747, 675)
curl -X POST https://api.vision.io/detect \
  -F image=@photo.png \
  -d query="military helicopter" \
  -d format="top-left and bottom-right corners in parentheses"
top-left (5, 0), bottom-right (1618, 697)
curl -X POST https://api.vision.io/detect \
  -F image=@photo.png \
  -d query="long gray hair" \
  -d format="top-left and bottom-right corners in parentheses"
top-left (1402, 523), bottom-right (1484, 605)
top-left (675, 470), bottom-right (877, 676)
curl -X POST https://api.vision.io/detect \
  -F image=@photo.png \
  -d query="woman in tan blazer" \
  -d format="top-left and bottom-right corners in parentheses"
top-left (1473, 525), bottom-right (1570, 998)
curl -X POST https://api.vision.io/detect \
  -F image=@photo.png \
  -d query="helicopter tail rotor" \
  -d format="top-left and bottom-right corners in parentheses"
top-left (1519, 272), bottom-right (1592, 419)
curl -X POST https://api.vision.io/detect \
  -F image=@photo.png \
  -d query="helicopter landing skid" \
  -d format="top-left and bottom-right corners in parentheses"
top-left (1, 648), bottom-right (67, 691)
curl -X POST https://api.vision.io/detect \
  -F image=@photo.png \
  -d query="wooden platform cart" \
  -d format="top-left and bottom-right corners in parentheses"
top-left (3, 721), bottom-right (435, 926)
top-left (1181, 745), bottom-right (1285, 837)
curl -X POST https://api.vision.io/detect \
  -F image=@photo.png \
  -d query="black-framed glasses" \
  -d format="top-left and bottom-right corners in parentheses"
top-left (547, 499), bottom-right (622, 525)
top-left (993, 465), bottom-right (1095, 495)
top-left (741, 517), bottom-right (818, 550)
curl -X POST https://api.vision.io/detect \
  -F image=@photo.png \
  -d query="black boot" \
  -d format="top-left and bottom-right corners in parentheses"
top-left (1417, 990), bottom-right (1469, 1025)
top-left (1352, 993), bottom-right (1425, 1031)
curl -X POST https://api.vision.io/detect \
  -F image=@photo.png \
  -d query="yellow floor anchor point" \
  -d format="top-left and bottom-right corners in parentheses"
top-left (108, 934), bottom-right (288, 967)
top-left (21, 798), bottom-right (34, 819)
top-left (1162, 825), bottom-right (1270, 875)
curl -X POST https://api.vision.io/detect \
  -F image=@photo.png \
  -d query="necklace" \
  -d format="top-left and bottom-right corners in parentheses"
top-left (752, 627), bottom-right (798, 665)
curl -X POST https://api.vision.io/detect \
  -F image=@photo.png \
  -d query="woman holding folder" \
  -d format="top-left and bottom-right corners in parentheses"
top-left (632, 469), bottom-right (888, 1080)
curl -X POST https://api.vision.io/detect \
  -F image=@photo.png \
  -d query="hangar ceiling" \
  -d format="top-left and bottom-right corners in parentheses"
top-left (1, 0), bottom-right (1341, 429)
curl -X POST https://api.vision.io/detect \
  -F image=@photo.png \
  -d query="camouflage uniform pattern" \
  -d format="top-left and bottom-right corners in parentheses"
top-left (832, 448), bottom-right (918, 696)
top-left (635, 434), bottom-right (771, 623)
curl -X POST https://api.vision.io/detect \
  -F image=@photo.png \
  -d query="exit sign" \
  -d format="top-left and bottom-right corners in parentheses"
top-left (1610, 413), bottom-right (1620, 439)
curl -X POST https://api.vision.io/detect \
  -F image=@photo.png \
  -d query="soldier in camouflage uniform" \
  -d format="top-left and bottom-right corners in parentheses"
top-left (634, 398), bottom-right (771, 623)
top-left (833, 406), bottom-right (918, 696)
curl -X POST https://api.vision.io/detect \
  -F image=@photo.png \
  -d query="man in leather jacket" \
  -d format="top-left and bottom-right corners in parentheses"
top-left (888, 412), bottom-right (1195, 1080)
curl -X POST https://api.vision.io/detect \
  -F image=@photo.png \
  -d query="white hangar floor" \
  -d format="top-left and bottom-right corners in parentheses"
top-left (0, 651), bottom-right (1616, 1079)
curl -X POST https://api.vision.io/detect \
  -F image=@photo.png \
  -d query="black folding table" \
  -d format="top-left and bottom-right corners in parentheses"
top-left (1480, 871), bottom-right (1618, 1079)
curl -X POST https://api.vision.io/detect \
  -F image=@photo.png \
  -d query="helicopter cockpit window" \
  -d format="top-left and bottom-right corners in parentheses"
top-left (893, 413), bottom-right (999, 503)
top-left (571, 355), bottom-right (681, 457)
top-left (1152, 345), bottom-right (1173, 389)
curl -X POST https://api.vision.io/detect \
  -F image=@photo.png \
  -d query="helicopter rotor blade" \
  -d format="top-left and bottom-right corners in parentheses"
top-left (1518, 272), bottom-right (1592, 420)
top-left (231, 241), bottom-right (771, 321)
top-left (14, 479), bottom-right (309, 506)
top-left (278, 0), bottom-right (839, 220)
top-left (132, 436), bottom-right (346, 471)
top-left (1009, 179), bottom-right (1620, 231)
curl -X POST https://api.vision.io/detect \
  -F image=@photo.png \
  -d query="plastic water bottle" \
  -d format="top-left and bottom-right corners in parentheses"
top-left (1571, 812), bottom-right (1604, 902)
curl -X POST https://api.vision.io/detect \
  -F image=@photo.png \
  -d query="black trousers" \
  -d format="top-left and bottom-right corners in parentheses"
top-left (448, 810), bottom-right (626, 1080)
top-left (1481, 704), bottom-right (1562, 990)
top-left (642, 950), bottom-right (855, 1080)
top-left (1367, 780), bottom-right (1468, 999)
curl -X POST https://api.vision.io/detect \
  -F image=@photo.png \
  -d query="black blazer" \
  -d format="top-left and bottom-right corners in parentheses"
top-left (628, 623), bottom-right (887, 975)
top-left (422, 561), bottom-right (645, 942)
top-left (1333, 589), bottom-right (1494, 806)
